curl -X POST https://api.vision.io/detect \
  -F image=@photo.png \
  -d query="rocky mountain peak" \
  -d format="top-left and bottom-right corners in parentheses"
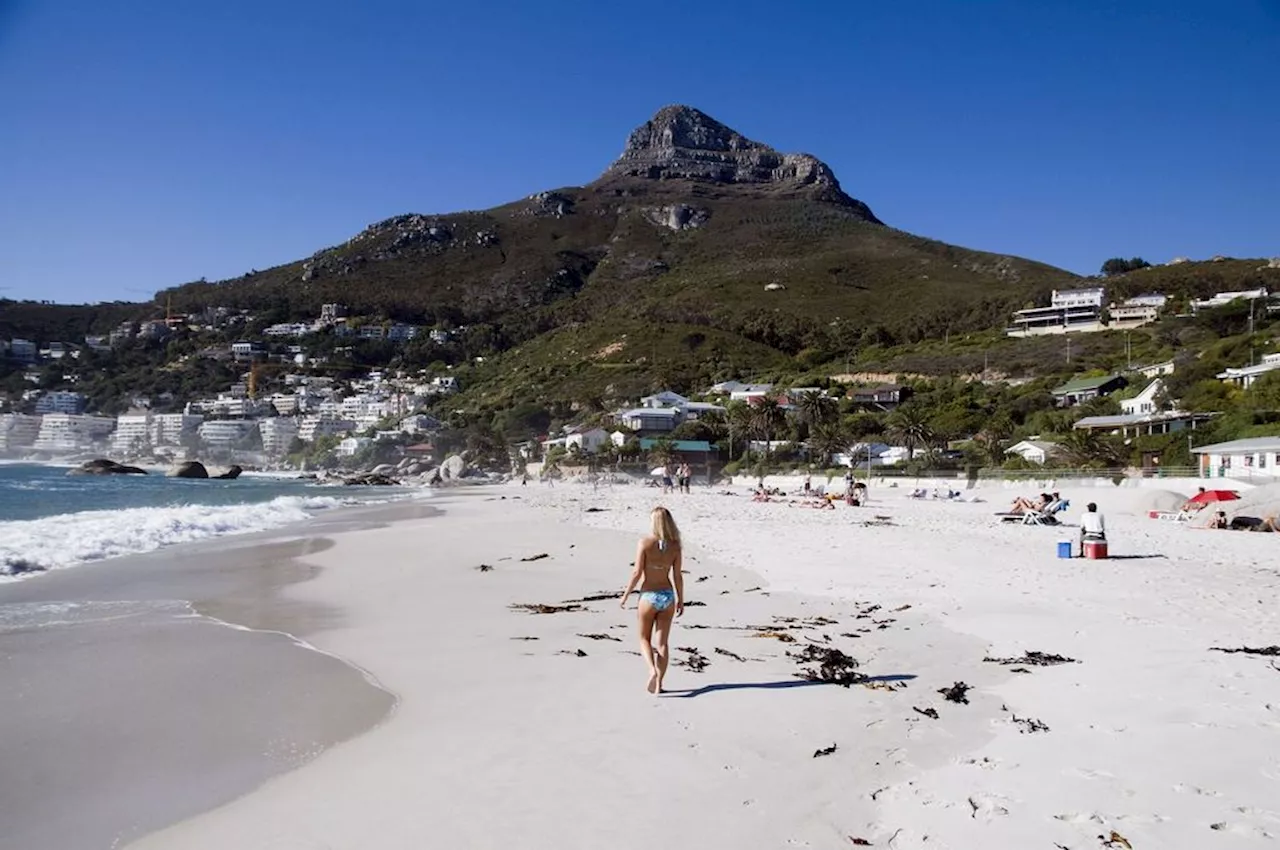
top-left (602, 105), bottom-right (881, 222)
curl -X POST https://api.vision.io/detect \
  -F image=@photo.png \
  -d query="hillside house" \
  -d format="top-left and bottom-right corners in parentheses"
top-left (1217, 353), bottom-right (1280, 389)
top-left (1190, 288), bottom-right (1268, 314)
top-left (638, 438), bottom-right (718, 468)
top-left (1192, 437), bottom-right (1280, 481)
top-left (565, 427), bottom-right (609, 453)
top-left (1005, 440), bottom-right (1063, 465)
top-left (1073, 410), bottom-right (1214, 438)
top-left (640, 390), bottom-right (689, 408)
top-left (1108, 293), bottom-right (1168, 329)
top-left (850, 384), bottom-right (912, 410)
top-left (619, 407), bottom-right (680, 434)
top-left (1136, 360), bottom-right (1175, 379)
top-left (1051, 375), bottom-right (1127, 407)
top-left (1007, 287), bottom-right (1105, 337)
top-left (1121, 380), bottom-right (1164, 416)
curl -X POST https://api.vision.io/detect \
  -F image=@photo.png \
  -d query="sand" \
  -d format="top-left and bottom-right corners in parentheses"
top-left (121, 479), bottom-right (1279, 849)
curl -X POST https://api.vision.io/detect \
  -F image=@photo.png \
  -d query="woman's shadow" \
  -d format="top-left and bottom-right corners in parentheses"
top-left (662, 673), bottom-right (916, 698)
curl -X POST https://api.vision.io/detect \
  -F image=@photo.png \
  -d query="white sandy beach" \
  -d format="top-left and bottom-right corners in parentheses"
top-left (126, 478), bottom-right (1280, 849)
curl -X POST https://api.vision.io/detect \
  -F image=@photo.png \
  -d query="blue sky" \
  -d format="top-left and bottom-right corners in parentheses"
top-left (1, 0), bottom-right (1278, 303)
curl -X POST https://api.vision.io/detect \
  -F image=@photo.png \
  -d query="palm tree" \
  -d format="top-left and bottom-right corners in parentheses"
top-left (974, 413), bottom-right (1014, 467)
top-left (725, 401), bottom-right (754, 461)
top-left (1060, 430), bottom-right (1123, 468)
top-left (886, 405), bottom-right (933, 462)
top-left (808, 420), bottom-right (850, 467)
top-left (750, 396), bottom-right (788, 458)
top-left (795, 390), bottom-right (838, 437)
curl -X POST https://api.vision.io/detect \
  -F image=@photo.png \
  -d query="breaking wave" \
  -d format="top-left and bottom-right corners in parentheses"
top-left (0, 495), bottom-right (349, 579)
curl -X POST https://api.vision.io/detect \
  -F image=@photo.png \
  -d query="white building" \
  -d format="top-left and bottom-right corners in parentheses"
top-left (259, 417), bottom-right (299, 456)
top-left (728, 384), bottom-right (775, 402)
top-left (400, 413), bottom-right (442, 434)
top-left (34, 390), bottom-right (87, 415)
top-left (1109, 293), bottom-right (1168, 329)
top-left (1191, 288), bottom-right (1268, 314)
top-left (618, 407), bottom-right (680, 433)
top-left (298, 415), bottom-right (356, 443)
top-left (198, 420), bottom-right (254, 447)
top-left (1007, 287), bottom-right (1106, 337)
top-left (1193, 436), bottom-right (1280, 481)
top-left (640, 391), bottom-right (689, 408)
top-left (33, 414), bottom-right (115, 453)
top-left (1121, 380), bottom-right (1164, 416)
top-left (431, 376), bottom-right (459, 394)
top-left (1005, 440), bottom-right (1063, 465)
top-left (336, 436), bottom-right (372, 457)
top-left (268, 393), bottom-right (300, 416)
top-left (565, 427), bottom-right (609, 453)
top-left (230, 341), bottom-right (264, 360)
top-left (1136, 360), bottom-right (1175, 379)
top-left (263, 322), bottom-right (312, 337)
top-left (1217, 353), bottom-right (1280, 389)
top-left (151, 413), bottom-right (203, 447)
top-left (112, 413), bottom-right (153, 456)
top-left (0, 413), bottom-right (42, 450)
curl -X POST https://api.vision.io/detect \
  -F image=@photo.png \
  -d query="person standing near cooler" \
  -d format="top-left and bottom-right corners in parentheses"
top-left (1079, 502), bottom-right (1106, 555)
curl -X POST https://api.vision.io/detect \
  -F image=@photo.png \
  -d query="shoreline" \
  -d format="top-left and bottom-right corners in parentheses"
top-left (0, 496), bottom-right (449, 849)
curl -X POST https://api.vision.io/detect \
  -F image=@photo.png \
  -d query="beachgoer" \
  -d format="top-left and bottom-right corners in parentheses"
top-left (1207, 510), bottom-right (1228, 530)
top-left (619, 506), bottom-right (685, 694)
top-left (678, 462), bottom-right (692, 494)
top-left (662, 463), bottom-right (674, 495)
top-left (803, 474), bottom-right (812, 496)
top-left (521, 474), bottom-right (528, 486)
top-left (1079, 502), bottom-right (1106, 554)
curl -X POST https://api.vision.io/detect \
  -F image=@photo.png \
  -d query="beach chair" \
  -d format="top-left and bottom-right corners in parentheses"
top-left (995, 505), bottom-right (1062, 526)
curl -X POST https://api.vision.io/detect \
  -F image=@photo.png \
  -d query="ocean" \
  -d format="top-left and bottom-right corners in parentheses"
top-left (0, 462), bottom-right (413, 579)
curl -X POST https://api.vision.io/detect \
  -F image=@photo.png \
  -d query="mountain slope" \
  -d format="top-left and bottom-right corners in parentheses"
top-left (161, 106), bottom-right (1081, 366)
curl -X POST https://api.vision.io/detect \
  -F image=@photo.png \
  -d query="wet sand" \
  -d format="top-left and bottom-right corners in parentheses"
top-left (0, 501), bottom-right (431, 850)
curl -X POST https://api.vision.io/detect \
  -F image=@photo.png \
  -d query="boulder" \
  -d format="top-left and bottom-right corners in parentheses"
top-left (67, 458), bottom-right (148, 476)
top-left (213, 465), bottom-right (243, 480)
top-left (342, 473), bottom-right (399, 486)
top-left (169, 461), bottom-right (209, 479)
top-left (424, 467), bottom-right (442, 485)
top-left (371, 463), bottom-right (398, 476)
top-left (440, 454), bottom-right (467, 480)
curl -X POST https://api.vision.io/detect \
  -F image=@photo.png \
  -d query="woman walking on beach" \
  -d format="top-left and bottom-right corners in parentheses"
top-left (620, 507), bottom-right (684, 694)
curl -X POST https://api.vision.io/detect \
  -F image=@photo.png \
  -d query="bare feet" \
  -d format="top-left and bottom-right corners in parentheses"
top-left (656, 675), bottom-right (665, 694)
top-left (646, 671), bottom-right (659, 694)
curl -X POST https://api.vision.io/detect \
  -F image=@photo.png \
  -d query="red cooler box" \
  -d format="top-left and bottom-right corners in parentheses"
top-left (1083, 540), bottom-right (1109, 560)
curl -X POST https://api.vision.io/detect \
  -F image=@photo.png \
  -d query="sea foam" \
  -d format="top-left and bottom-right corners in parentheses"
top-left (0, 495), bottom-right (348, 579)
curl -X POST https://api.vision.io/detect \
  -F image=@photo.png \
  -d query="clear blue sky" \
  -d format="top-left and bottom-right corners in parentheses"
top-left (2, 0), bottom-right (1278, 303)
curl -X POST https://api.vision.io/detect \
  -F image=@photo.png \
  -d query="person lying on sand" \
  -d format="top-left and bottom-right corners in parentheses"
top-left (619, 507), bottom-right (684, 694)
top-left (1010, 493), bottom-right (1052, 514)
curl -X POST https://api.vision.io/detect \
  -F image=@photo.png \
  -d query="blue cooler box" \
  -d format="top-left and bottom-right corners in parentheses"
top-left (1057, 540), bottom-right (1073, 559)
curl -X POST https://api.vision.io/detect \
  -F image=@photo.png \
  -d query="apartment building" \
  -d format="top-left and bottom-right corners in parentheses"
top-left (151, 413), bottom-right (204, 447)
top-left (112, 413), bottom-right (153, 456)
top-left (197, 420), bottom-right (255, 447)
top-left (0, 413), bottom-right (42, 451)
top-left (259, 417), bottom-right (300, 456)
top-left (33, 414), bottom-right (116, 453)
top-left (298, 415), bottom-right (357, 443)
top-left (33, 391), bottom-right (87, 415)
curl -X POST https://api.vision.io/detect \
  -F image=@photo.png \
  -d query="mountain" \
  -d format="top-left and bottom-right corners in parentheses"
top-left (147, 105), bottom-right (1096, 406)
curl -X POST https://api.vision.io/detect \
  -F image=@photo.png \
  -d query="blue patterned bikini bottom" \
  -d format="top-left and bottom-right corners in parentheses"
top-left (639, 589), bottom-right (676, 611)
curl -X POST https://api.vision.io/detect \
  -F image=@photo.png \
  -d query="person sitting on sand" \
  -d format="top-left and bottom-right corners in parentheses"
top-left (1207, 510), bottom-right (1228, 530)
top-left (619, 506), bottom-right (685, 694)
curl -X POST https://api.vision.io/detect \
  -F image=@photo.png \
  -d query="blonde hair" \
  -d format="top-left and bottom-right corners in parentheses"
top-left (651, 506), bottom-right (681, 547)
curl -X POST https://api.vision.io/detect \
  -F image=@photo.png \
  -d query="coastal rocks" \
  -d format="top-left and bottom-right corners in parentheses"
top-left (342, 473), bottom-right (399, 486)
top-left (169, 461), bottom-right (209, 479)
top-left (440, 454), bottom-right (467, 481)
top-left (642, 204), bottom-right (709, 232)
top-left (213, 465), bottom-right (243, 480)
top-left (67, 458), bottom-right (147, 476)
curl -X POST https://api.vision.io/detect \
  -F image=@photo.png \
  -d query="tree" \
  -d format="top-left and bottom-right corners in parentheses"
top-left (1060, 430), bottom-right (1123, 468)
top-left (1100, 257), bottom-right (1152, 277)
top-left (725, 401), bottom-right (754, 461)
top-left (795, 390), bottom-right (837, 437)
top-left (750, 397), bottom-right (787, 457)
top-left (808, 420), bottom-right (850, 466)
top-left (886, 405), bottom-right (934, 462)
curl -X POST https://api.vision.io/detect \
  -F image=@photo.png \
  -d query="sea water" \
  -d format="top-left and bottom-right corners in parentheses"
top-left (0, 462), bottom-right (410, 579)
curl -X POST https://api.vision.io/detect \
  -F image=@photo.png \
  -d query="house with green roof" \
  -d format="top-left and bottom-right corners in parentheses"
top-left (1051, 374), bottom-right (1128, 407)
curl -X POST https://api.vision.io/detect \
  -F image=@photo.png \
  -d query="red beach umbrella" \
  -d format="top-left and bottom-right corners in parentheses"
top-left (1187, 489), bottom-right (1240, 505)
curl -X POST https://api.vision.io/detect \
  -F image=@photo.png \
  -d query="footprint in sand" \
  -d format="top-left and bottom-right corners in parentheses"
top-left (967, 793), bottom-right (1012, 820)
top-left (1172, 783), bottom-right (1223, 797)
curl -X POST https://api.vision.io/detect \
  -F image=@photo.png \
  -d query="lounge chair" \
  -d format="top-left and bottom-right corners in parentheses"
top-left (995, 501), bottom-right (1065, 526)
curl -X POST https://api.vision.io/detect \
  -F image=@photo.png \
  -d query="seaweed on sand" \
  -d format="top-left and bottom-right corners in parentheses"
top-left (789, 645), bottom-right (866, 687)
top-left (675, 647), bottom-right (709, 672)
top-left (937, 682), bottom-right (971, 704)
top-left (509, 603), bottom-right (585, 614)
top-left (984, 651), bottom-right (1078, 667)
